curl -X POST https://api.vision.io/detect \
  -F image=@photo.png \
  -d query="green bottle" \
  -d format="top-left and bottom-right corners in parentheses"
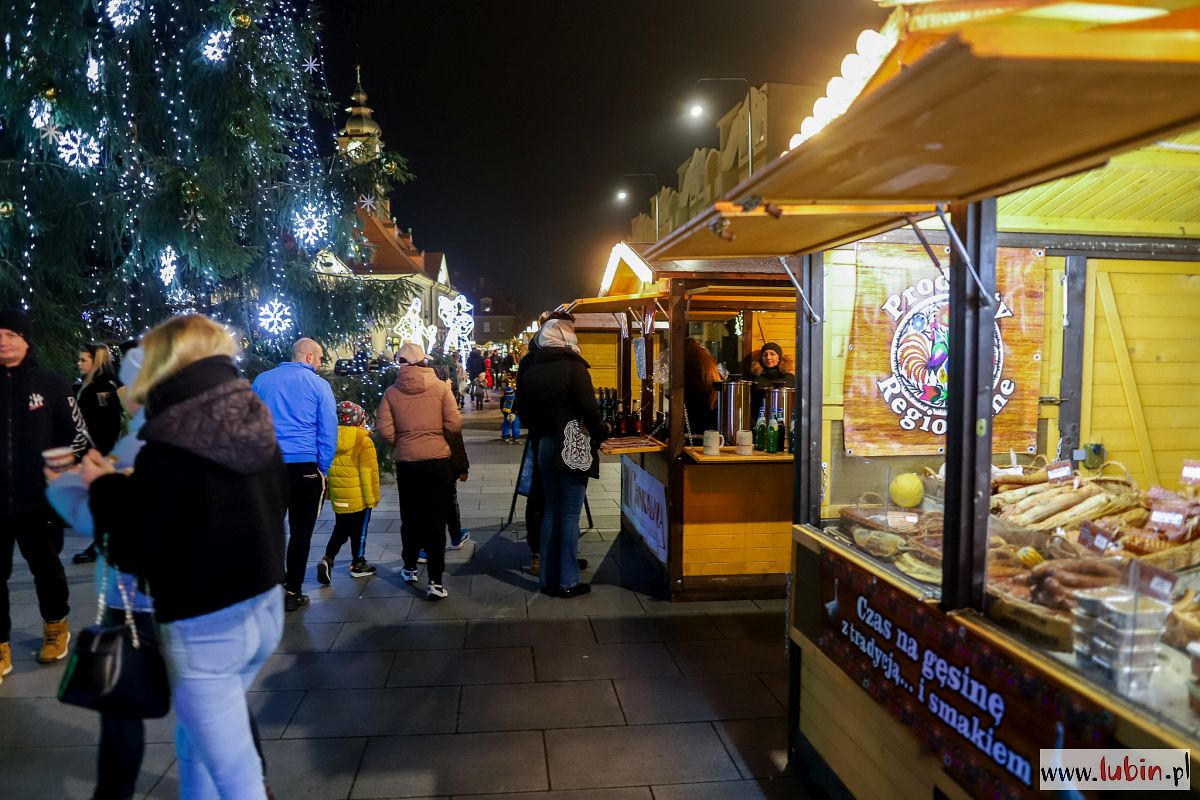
top-left (754, 408), bottom-right (768, 451)
top-left (766, 410), bottom-right (781, 454)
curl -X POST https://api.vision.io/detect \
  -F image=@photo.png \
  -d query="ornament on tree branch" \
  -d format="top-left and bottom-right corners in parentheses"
top-left (230, 8), bottom-right (253, 29)
top-left (180, 181), bottom-right (202, 204)
top-left (86, 56), bottom-right (102, 93)
top-left (41, 84), bottom-right (58, 102)
top-left (302, 56), bottom-right (320, 74)
top-left (37, 122), bottom-right (62, 146)
top-left (158, 246), bottom-right (179, 285)
top-left (105, 0), bottom-right (142, 31)
top-left (180, 207), bottom-right (206, 232)
top-left (258, 299), bottom-right (294, 336)
top-left (0, 201), bottom-right (15, 220)
top-left (202, 30), bottom-right (232, 63)
top-left (382, 159), bottom-right (399, 176)
top-left (28, 98), bottom-right (53, 130)
top-left (292, 202), bottom-right (330, 249)
top-left (57, 130), bottom-right (101, 169)
top-left (356, 194), bottom-right (377, 214)
top-left (228, 119), bottom-right (250, 138)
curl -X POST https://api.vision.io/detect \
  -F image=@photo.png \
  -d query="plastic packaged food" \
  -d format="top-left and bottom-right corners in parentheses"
top-left (1074, 586), bottom-right (1130, 617)
top-left (1092, 653), bottom-right (1159, 684)
top-left (1093, 618), bottom-right (1162, 649)
top-left (1101, 595), bottom-right (1171, 630)
top-left (1090, 636), bottom-right (1161, 669)
top-left (1188, 642), bottom-right (1200, 681)
top-left (1071, 608), bottom-right (1101, 637)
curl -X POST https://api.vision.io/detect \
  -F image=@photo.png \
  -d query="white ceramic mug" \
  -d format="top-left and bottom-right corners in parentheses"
top-left (735, 430), bottom-right (753, 455)
top-left (702, 430), bottom-right (724, 455)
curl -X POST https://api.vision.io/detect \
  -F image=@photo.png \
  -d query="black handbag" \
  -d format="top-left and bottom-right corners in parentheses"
top-left (57, 552), bottom-right (170, 719)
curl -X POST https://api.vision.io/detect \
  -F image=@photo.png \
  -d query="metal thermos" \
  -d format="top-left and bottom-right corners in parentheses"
top-left (716, 380), bottom-right (753, 444)
top-left (763, 387), bottom-right (795, 432)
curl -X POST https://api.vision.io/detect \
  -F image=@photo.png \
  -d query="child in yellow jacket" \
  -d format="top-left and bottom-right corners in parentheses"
top-left (318, 402), bottom-right (380, 582)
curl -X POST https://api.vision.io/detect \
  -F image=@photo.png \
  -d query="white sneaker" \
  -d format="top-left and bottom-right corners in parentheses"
top-left (427, 583), bottom-right (448, 600)
top-left (401, 567), bottom-right (420, 583)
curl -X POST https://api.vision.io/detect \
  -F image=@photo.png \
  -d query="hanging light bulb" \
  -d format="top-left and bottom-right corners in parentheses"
top-left (856, 29), bottom-right (892, 60)
top-left (812, 96), bottom-right (836, 124)
top-left (841, 53), bottom-right (872, 82)
top-left (800, 116), bottom-right (825, 138)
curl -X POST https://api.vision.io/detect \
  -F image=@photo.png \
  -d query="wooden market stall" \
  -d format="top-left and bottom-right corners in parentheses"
top-left (644, 2), bottom-right (1200, 797)
top-left (568, 243), bottom-right (802, 600)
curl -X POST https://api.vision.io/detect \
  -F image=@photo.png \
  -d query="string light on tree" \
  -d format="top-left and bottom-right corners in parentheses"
top-left (158, 246), bottom-right (178, 285)
top-left (57, 130), bottom-right (101, 169)
top-left (258, 298), bottom-right (294, 336)
top-left (292, 201), bottom-right (330, 249)
top-left (105, 0), bottom-right (141, 31)
top-left (201, 30), bottom-right (231, 63)
top-left (28, 98), bottom-right (52, 129)
top-left (86, 55), bottom-right (102, 92)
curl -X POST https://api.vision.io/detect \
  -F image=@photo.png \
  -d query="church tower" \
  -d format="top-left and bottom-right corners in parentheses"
top-left (338, 66), bottom-right (389, 218)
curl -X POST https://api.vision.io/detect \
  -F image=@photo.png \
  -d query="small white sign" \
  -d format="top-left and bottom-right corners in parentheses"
top-left (621, 457), bottom-right (668, 565)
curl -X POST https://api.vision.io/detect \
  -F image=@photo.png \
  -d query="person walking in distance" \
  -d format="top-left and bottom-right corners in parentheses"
top-left (317, 402), bottom-right (380, 584)
top-left (375, 342), bottom-right (462, 600)
top-left (252, 338), bottom-right (337, 612)
top-left (83, 314), bottom-right (287, 800)
top-left (0, 309), bottom-right (91, 684)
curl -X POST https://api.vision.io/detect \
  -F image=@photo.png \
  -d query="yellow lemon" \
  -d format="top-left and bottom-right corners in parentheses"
top-left (889, 473), bottom-right (924, 508)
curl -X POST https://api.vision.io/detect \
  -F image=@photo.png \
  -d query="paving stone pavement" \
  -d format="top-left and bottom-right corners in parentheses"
top-left (0, 407), bottom-right (804, 799)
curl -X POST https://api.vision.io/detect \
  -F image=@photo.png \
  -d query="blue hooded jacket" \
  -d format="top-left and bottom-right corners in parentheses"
top-left (251, 361), bottom-right (337, 472)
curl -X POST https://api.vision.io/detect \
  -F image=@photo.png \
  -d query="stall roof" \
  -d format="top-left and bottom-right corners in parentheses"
top-left (646, 14), bottom-right (1200, 261)
top-left (598, 241), bottom-right (791, 296)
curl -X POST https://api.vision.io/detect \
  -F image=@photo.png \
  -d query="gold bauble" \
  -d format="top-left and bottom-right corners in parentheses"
top-left (381, 159), bottom-right (398, 176)
top-left (0, 201), bottom-right (15, 220)
top-left (229, 119), bottom-right (250, 138)
top-left (180, 181), bottom-right (202, 204)
top-left (230, 8), bottom-right (253, 29)
top-left (41, 85), bottom-right (58, 101)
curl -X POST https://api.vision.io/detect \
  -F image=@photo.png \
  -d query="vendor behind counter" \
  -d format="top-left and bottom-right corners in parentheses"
top-left (749, 341), bottom-right (796, 416)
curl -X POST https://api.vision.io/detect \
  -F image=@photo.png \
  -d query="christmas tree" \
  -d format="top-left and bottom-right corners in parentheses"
top-left (0, 0), bottom-right (412, 369)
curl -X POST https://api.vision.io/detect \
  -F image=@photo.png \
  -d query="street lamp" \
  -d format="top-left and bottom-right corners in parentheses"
top-left (615, 173), bottom-right (660, 242)
top-left (689, 77), bottom-right (754, 176)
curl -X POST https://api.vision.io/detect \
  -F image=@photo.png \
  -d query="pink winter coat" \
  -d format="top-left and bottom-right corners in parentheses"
top-left (375, 366), bottom-right (463, 462)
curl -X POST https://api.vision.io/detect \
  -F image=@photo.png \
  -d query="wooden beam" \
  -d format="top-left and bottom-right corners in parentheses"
top-left (1058, 256), bottom-right (1088, 460)
top-left (999, 215), bottom-right (1197, 238)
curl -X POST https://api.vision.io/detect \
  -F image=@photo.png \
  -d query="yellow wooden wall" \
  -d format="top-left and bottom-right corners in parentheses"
top-left (1082, 260), bottom-right (1200, 490)
top-left (681, 463), bottom-right (793, 576)
top-left (577, 331), bottom-right (618, 390)
top-left (750, 311), bottom-right (797, 358)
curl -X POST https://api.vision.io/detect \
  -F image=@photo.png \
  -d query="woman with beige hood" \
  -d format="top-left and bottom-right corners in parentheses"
top-left (376, 342), bottom-right (463, 599)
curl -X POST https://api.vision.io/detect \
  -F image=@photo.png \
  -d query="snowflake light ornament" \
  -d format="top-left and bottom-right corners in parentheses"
top-left (105, 0), bottom-right (141, 30)
top-left (356, 194), bottom-right (377, 214)
top-left (158, 246), bottom-right (178, 285)
top-left (302, 56), bottom-right (320, 74)
top-left (37, 121), bottom-right (61, 145)
top-left (292, 202), bottom-right (330, 249)
top-left (86, 55), bottom-right (102, 92)
top-left (57, 129), bottom-right (101, 169)
top-left (180, 207), bottom-right (206, 232)
top-left (202, 30), bottom-right (231, 63)
top-left (258, 299), bottom-right (294, 336)
top-left (28, 98), bottom-right (52, 129)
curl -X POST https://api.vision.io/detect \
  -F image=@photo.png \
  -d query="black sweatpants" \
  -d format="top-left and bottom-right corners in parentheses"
top-left (284, 462), bottom-right (325, 594)
top-left (524, 436), bottom-right (545, 556)
top-left (446, 483), bottom-right (462, 543)
top-left (325, 509), bottom-right (371, 564)
top-left (0, 509), bottom-right (69, 642)
top-left (395, 459), bottom-right (453, 583)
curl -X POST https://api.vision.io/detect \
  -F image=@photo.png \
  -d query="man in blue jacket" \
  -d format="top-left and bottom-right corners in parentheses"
top-left (252, 338), bottom-right (337, 611)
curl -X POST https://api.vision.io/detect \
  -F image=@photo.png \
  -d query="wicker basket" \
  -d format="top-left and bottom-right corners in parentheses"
top-left (1136, 536), bottom-right (1200, 571)
top-left (986, 586), bottom-right (1073, 652)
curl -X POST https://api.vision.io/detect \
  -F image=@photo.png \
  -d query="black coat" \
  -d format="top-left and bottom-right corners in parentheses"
top-left (90, 357), bottom-right (287, 623)
top-left (466, 350), bottom-right (485, 379)
top-left (77, 372), bottom-right (123, 455)
top-left (1, 357), bottom-right (91, 518)
top-left (519, 347), bottom-right (607, 478)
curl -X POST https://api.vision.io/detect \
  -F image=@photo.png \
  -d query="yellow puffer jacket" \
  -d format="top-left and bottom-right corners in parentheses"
top-left (327, 426), bottom-right (380, 514)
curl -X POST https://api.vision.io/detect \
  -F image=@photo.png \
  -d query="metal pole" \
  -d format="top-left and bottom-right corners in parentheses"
top-left (746, 90), bottom-right (754, 176)
top-left (940, 199), bottom-right (998, 613)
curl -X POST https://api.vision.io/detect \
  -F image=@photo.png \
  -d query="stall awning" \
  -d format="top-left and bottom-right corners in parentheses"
top-left (647, 18), bottom-right (1200, 261)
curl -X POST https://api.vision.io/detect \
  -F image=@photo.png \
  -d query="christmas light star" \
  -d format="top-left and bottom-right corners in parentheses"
top-left (57, 130), bottom-right (101, 169)
top-left (202, 30), bottom-right (231, 63)
top-left (292, 202), bottom-right (330, 248)
top-left (180, 207), bottom-right (206, 232)
top-left (258, 299), bottom-right (294, 336)
top-left (158, 246), bottom-right (178, 285)
top-left (356, 193), bottom-right (377, 214)
top-left (38, 122), bottom-right (61, 145)
top-left (302, 56), bottom-right (320, 74)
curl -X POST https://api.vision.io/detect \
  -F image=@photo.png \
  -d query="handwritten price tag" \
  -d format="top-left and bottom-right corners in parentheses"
top-left (1149, 507), bottom-right (1187, 537)
top-left (1046, 460), bottom-right (1073, 484)
top-left (1122, 560), bottom-right (1178, 602)
top-left (1077, 522), bottom-right (1111, 554)
top-left (1183, 460), bottom-right (1200, 486)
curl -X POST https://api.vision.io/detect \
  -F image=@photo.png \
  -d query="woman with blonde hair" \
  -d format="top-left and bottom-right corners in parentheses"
top-left (81, 314), bottom-right (287, 800)
top-left (76, 342), bottom-right (123, 454)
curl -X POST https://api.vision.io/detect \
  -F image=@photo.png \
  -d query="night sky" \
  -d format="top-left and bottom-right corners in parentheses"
top-left (320, 0), bottom-right (888, 321)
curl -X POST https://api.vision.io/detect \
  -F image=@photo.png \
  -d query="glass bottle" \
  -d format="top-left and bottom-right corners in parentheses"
top-left (766, 410), bottom-right (781, 454)
top-left (754, 408), bottom-right (768, 451)
top-left (630, 400), bottom-right (642, 434)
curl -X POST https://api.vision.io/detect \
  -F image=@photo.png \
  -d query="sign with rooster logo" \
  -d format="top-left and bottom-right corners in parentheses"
top-left (843, 243), bottom-right (1044, 457)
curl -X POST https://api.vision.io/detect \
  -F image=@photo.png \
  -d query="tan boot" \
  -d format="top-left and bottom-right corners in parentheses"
top-left (529, 554), bottom-right (541, 577)
top-left (38, 618), bottom-right (71, 663)
top-left (0, 642), bottom-right (12, 685)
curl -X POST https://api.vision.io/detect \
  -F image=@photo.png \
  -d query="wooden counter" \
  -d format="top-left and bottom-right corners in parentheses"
top-left (683, 446), bottom-right (794, 464)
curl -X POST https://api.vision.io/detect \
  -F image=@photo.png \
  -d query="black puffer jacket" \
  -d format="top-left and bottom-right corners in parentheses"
top-left (77, 371), bottom-right (123, 455)
top-left (519, 347), bottom-right (608, 478)
top-left (1, 355), bottom-right (91, 518)
top-left (90, 356), bottom-right (287, 622)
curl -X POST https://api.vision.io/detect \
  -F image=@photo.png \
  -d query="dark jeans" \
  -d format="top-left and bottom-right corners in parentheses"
top-left (94, 608), bottom-right (154, 800)
top-left (395, 459), bottom-right (453, 583)
top-left (284, 462), bottom-right (325, 594)
top-left (325, 509), bottom-right (370, 564)
top-left (524, 436), bottom-right (545, 556)
top-left (0, 509), bottom-right (69, 642)
top-left (447, 483), bottom-right (463, 543)
top-left (536, 437), bottom-right (589, 590)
